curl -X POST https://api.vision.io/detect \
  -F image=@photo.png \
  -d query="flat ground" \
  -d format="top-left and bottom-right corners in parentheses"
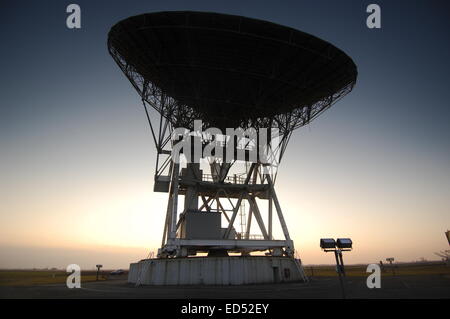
top-left (1, 263), bottom-right (449, 299)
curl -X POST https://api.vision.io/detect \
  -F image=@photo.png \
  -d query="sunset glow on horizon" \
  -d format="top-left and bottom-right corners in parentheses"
top-left (1, 1), bottom-right (449, 270)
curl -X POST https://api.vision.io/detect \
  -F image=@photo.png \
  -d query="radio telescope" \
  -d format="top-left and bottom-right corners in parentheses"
top-left (108, 11), bottom-right (357, 285)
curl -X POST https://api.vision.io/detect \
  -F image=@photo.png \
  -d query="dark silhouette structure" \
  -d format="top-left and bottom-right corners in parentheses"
top-left (108, 11), bottom-right (357, 134)
top-left (108, 11), bottom-right (357, 285)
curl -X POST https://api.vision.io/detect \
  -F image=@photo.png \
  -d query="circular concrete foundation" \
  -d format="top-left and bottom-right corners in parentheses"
top-left (128, 256), bottom-right (307, 286)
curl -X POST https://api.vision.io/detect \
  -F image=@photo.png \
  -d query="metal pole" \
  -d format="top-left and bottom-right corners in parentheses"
top-left (161, 195), bottom-right (173, 247)
top-left (334, 250), bottom-right (346, 299)
top-left (268, 197), bottom-right (273, 240)
top-left (245, 206), bottom-right (253, 239)
top-left (169, 162), bottom-right (180, 239)
top-left (390, 260), bottom-right (396, 276)
top-left (338, 250), bottom-right (346, 277)
top-left (247, 196), bottom-right (269, 239)
top-left (161, 161), bottom-right (174, 248)
top-left (224, 194), bottom-right (244, 239)
top-left (266, 174), bottom-right (291, 242)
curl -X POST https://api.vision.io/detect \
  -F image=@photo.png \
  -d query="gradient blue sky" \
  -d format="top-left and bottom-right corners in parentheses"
top-left (1, 0), bottom-right (449, 269)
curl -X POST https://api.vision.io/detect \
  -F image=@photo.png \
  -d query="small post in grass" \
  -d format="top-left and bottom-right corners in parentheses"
top-left (96, 264), bottom-right (103, 281)
top-left (386, 257), bottom-right (395, 276)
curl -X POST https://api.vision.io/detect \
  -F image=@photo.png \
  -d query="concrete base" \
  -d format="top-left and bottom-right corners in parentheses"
top-left (128, 256), bottom-right (307, 285)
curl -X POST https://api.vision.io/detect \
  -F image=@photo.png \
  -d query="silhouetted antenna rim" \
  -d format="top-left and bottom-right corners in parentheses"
top-left (108, 11), bottom-right (357, 133)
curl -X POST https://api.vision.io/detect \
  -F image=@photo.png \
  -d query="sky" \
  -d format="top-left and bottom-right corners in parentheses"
top-left (0, 0), bottom-right (449, 269)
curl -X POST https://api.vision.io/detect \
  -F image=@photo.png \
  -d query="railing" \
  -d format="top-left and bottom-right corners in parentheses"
top-left (202, 173), bottom-right (250, 184)
top-left (236, 233), bottom-right (266, 240)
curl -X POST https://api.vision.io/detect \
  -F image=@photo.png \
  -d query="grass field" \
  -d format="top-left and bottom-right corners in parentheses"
top-left (0, 270), bottom-right (108, 287)
top-left (304, 262), bottom-right (450, 277)
top-left (1, 263), bottom-right (449, 299)
top-left (0, 262), bottom-right (448, 287)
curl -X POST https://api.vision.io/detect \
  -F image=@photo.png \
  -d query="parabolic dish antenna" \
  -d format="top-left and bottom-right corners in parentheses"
top-left (108, 11), bottom-right (357, 132)
top-left (108, 11), bottom-right (357, 286)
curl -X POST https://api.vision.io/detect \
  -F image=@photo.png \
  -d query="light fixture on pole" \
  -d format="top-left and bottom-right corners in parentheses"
top-left (386, 257), bottom-right (395, 276)
top-left (320, 238), bottom-right (353, 298)
top-left (96, 264), bottom-right (103, 281)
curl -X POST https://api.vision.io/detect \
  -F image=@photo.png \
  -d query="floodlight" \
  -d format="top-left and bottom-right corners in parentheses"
top-left (320, 238), bottom-right (336, 249)
top-left (336, 238), bottom-right (352, 249)
top-left (320, 237), bottom-right (353, 298)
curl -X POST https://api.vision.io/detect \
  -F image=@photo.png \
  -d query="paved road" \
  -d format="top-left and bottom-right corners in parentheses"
top-left (1, 275), bottom-right (449, 299)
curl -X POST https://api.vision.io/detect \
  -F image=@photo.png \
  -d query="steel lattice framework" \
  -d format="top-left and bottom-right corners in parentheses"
top-left (107, 11), bottom-right (357, 260)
